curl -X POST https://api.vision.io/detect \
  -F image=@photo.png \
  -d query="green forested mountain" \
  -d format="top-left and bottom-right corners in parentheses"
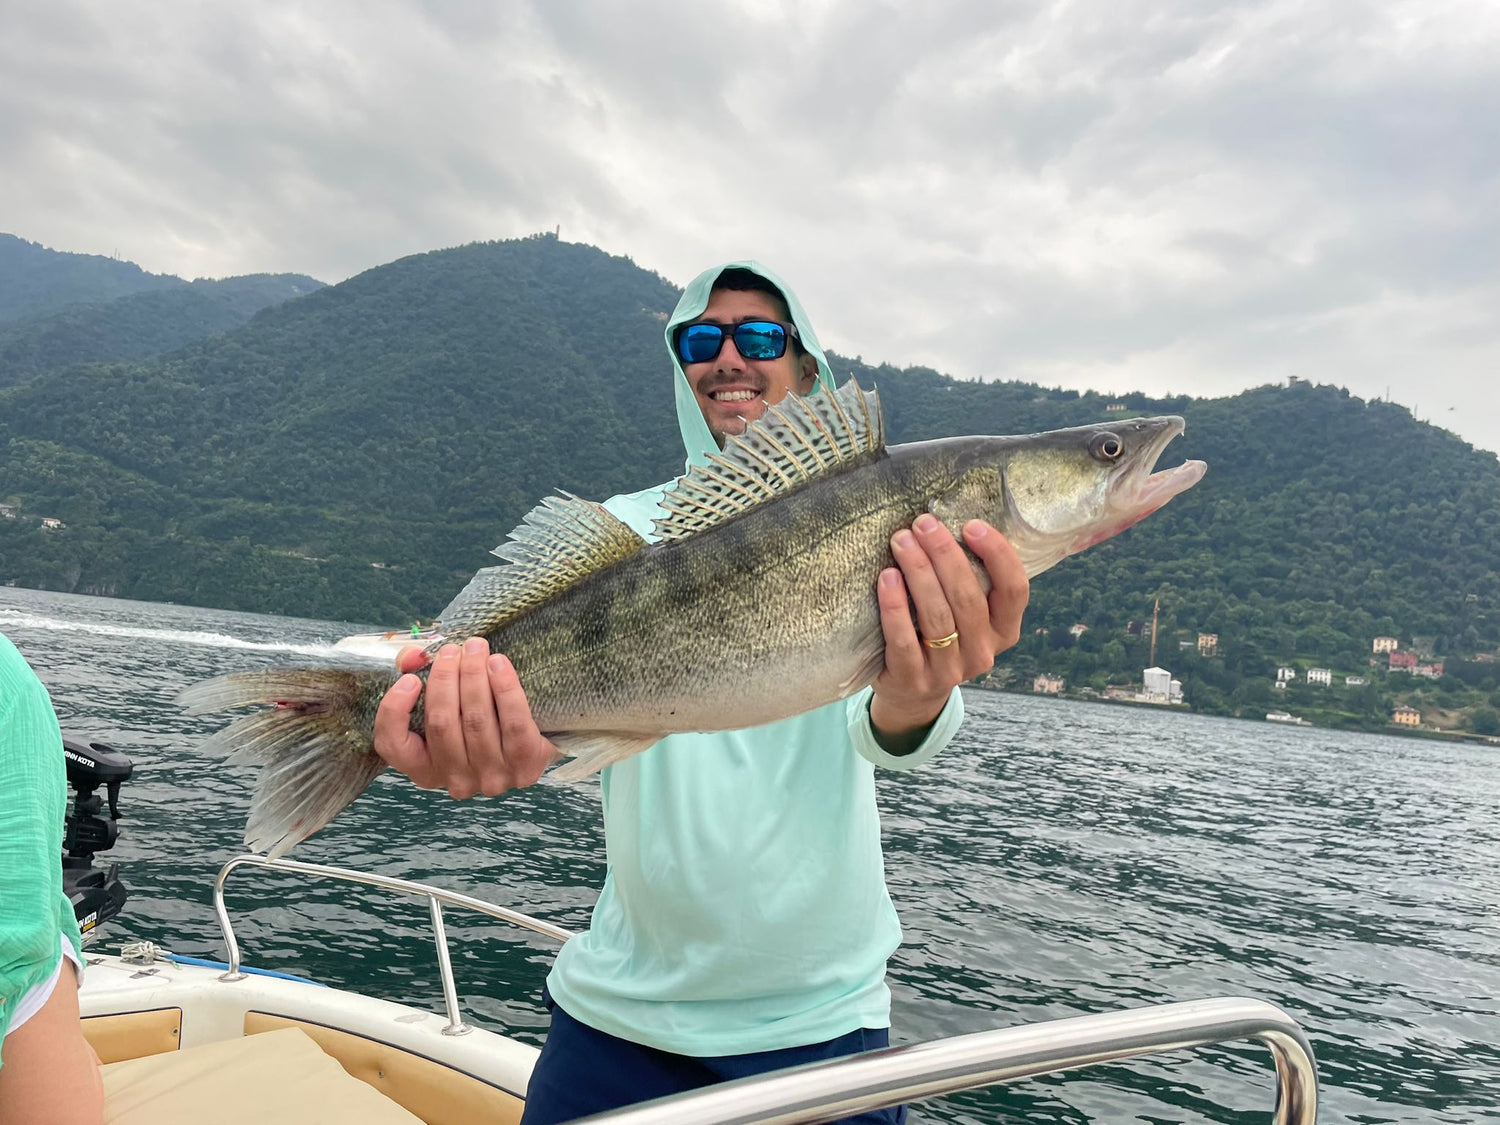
top-left (0, 233), bottom-right (187, 324)
top-left (0, 236), bottom-right (684, 618)
top-left (0, 272), bottom-right (325, 388)
top-left (1, 234), bottom-right (1496, 729)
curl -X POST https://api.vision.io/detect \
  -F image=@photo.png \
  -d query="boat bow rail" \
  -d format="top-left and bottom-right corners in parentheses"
top-left (212, 853), bottom-right (573, 1035)
top-left (577, 995), bottom-right (1318, 1124)
top-left (212, 857), bottom-right (1317, 1123)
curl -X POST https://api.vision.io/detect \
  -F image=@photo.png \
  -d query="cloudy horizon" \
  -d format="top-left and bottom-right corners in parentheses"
top-left (4, 1), bottom-right (1497, 452)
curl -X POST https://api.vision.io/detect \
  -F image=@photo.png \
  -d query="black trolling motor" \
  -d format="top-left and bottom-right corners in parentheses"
top-left (60, 734), bottom-right (133, 945)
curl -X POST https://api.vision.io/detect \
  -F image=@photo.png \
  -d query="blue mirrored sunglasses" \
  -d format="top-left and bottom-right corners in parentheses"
top-left (675, 320), bottom-right (797, 364)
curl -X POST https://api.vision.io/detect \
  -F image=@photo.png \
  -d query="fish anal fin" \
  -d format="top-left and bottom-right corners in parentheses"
top-left (548, 731), bottom-right (663, 780)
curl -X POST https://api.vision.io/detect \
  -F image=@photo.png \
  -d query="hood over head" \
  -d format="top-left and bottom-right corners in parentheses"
top-left (665, 261), bottom-right (838, 468)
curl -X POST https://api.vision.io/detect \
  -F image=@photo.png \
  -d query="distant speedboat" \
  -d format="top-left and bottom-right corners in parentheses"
top-left (1266, 711), bottom-right (1313, 726)
top-left (332, 623), bottom-right (443, 661)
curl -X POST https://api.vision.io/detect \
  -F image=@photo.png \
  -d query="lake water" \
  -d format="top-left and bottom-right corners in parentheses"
top-left (3, 585), bottom-right (1497, 1123)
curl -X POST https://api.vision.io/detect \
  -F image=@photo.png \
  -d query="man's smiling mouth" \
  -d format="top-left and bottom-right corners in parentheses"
top-left (711, 389), bottom-right (760, 403)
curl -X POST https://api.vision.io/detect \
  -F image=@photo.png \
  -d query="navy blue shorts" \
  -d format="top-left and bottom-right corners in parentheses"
top-left (520, 990), bottom-right (907, 1125)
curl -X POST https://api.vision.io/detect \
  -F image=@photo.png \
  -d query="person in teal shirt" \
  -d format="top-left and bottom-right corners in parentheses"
top-left (374, 262), bottom-right (1030, 1122)
top-left (0, 635), bottom-right (103, 1125)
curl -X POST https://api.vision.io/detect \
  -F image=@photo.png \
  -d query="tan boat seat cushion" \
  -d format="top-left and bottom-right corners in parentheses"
top-left (102, 1026), bottom-right (424, 1124)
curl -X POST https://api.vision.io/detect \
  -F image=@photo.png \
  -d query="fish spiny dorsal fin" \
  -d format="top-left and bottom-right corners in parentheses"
top-left (654, 378), bottom-right (885, 544)
top-left (434, 492), bottom-right (648, 640)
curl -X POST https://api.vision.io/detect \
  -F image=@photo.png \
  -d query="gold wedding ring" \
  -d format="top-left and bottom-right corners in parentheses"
top-left (924, 630), bottom-right (959, 650)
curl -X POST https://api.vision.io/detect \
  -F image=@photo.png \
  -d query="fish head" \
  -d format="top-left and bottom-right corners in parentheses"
top-left (940, 416), bottom-right (1206, 577)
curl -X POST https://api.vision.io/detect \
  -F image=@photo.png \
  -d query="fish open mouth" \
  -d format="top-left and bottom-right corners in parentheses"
top-left (1129, 417), bottom-right (1207, 511)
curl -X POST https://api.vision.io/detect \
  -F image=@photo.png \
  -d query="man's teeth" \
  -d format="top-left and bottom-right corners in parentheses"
top-left (713, 390), bottom-right (759, 403)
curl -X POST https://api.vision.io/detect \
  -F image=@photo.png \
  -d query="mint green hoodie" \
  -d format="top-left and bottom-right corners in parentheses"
top-left (0, 635), bottom-right (83, 1066)
top-left (543, 262), bottom-right (964, 1055)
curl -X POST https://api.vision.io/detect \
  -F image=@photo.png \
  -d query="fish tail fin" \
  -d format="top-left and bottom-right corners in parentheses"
top-left (180, 667), bottom-right (394, 858)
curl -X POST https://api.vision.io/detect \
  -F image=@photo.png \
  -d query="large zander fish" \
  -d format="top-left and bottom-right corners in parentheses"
top-left (183, 379), bottom-right (1205, 856)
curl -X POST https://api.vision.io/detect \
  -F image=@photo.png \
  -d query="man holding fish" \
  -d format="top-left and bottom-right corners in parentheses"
top-left (376, 262), bottom-right (1030, 1125)
top-left (187, 258), bottom-right (1202, 1121)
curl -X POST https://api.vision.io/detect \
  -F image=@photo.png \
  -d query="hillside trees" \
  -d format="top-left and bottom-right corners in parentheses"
top-left (0, 235), bottom-right (1496, 705)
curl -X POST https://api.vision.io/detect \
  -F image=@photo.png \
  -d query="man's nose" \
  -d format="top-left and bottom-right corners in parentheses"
top-left (714, 336), bottom-right (746, 371)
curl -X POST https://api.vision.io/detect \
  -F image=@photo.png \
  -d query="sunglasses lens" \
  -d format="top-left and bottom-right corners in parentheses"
top-left (677, 321), bottom-right (790, 363)
top-left (678, 324), bottom-right (726, 364)
top-left (733, 321), bottom-right (786, 359)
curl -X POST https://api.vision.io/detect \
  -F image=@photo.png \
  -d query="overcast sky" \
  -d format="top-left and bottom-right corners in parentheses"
top-left (4, 1), bottom-right (1497, 453)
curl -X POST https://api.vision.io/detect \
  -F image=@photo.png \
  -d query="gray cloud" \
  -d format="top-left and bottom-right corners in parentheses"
top-left (2, 0), bottom-right (1496, 452)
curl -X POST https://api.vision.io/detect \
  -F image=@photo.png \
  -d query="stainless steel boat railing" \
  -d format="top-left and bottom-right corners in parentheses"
top-left (578, 995), bottom-right (1318, 1125)
top-left (211, 853), bottom-right (573, 1035)
top-left (212, 856), bottom-right (1318, 1122)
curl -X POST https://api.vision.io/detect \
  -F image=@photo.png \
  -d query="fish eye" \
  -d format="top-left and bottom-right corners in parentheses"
top-left (1090, 433), bottom-right (1124, 462)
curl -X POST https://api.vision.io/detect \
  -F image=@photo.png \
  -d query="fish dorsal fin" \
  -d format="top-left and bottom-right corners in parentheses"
top-left (654, 378), bottom-right (885, 543)
top-left (435, 492), bottom-right (648, 639)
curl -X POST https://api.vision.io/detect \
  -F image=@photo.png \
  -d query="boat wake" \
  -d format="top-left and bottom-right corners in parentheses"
top-left (0, 609), bottom-right (343, 659)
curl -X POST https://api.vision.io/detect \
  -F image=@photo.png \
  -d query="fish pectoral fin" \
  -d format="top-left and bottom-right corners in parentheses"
top-left (548, 731), bottom-right (663, 780)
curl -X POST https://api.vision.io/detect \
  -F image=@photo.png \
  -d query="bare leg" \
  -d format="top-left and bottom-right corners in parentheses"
top-left (0, 962), bottom-right (103, 1125)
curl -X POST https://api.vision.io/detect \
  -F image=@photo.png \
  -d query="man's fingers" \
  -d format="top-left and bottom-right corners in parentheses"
top-left (891, 524), bottom-right (958, 653)
top-left (875, 567), bottom-right (925, 678)
top-left (421, 644), bottom-right (476, 798)
top-left (457, 638), bottom-right (504, 795)
top-left (915, 514), bottom-right (994, 668)
top-left (394, 644), bottom-right (430, 675)
top-left (487, 654), bottom-right (554, 789)
top-left (373, 674), bottom-right (433, 784)
top-left (965, 521), bottom-right (1029, 652)
top-left (377, 641), bottom-right (551, 800)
